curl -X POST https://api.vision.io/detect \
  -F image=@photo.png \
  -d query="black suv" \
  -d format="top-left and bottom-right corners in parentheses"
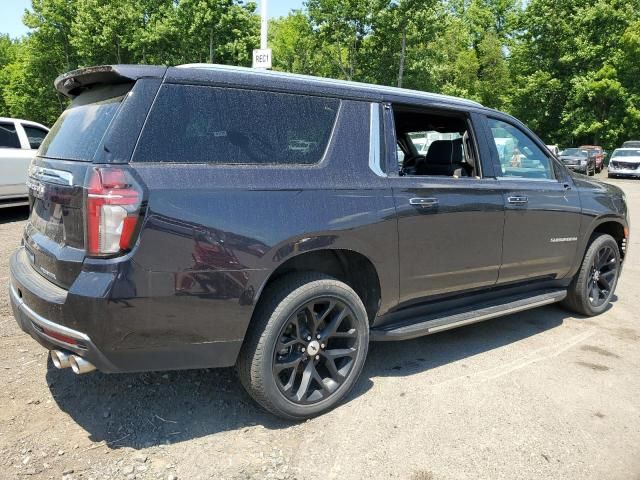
top-left (559, 148), bottom-right (597, 176)
top-left (9, 65), bottom-right (629, 420)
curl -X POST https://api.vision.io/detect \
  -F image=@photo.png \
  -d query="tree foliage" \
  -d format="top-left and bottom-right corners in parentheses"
top-left (0, 0), bottom-right (638, 151)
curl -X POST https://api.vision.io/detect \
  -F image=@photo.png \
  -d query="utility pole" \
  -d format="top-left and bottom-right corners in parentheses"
top-left (252, 0), bottom-right (272, 68)
top-left (261, 0), bottom-right (268, 50)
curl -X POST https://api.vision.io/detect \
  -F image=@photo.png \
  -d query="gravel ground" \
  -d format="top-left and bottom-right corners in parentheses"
top-left (1, 171), bottom-right (639, 480)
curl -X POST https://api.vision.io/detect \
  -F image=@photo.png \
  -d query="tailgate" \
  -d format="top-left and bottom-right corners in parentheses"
top-left (23, 83), bottom-right (133, 289)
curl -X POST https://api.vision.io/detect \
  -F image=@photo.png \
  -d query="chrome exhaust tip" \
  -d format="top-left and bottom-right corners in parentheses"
top-left (69, 355), bottom-right (96, 374)
top-left (50, 350), bottom-right (72, 369)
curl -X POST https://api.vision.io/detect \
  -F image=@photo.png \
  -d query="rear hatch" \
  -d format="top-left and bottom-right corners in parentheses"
top-left (23, 66), bottom-right (164, 289)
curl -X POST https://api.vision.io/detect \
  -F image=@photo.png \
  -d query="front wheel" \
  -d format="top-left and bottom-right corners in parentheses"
top-left (562, 234), bottom-right (621, 316)
top-left (237, 272), bottom-right (369, 420)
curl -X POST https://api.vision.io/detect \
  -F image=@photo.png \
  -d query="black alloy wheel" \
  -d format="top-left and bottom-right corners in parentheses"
top-left (272, 298), bottom-right (360, 404)
top-left (237, 272), bottom-right (369, 420)
top-left (563, 233), bottom-right (621, 316)
top-left (587, 244), bottom-right (619, 308)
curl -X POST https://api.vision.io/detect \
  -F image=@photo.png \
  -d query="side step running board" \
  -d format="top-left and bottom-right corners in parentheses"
top-left (371, 289), bottom-right (567, 341)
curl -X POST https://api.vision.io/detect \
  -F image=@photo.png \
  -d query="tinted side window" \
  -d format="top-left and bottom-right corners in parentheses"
top-left (487, 118), bottom-right (555, 180)
top-left (134, 85), bottom-right (340, 165)
top-left (23, 126), bottom-right (48, 150)
top-left (0, 122), bottom-right (21, 149)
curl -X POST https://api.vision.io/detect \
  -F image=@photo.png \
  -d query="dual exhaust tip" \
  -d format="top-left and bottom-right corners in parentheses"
top-left (50, 350), bottom-right (96, 374)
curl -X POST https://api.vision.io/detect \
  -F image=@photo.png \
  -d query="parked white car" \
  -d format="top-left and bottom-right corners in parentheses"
top-left (608, 147), bottom-right (640, 178)
top-left (546, 144), bottom-right (560, 156)
top-left (0, 117), bottom-right (49, 207)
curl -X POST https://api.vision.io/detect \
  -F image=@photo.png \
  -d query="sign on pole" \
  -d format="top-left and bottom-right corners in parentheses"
top-left (252, 48), bottom-right (272, 69)
top-left (254, 0), bottom-right (271, 69)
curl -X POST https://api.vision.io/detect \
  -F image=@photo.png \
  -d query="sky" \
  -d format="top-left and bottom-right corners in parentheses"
top-left (0, 0), bottom-right (306, 38)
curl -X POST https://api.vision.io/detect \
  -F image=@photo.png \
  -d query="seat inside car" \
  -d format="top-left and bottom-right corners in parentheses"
top-left (416, 138), bottom-right (469, 177)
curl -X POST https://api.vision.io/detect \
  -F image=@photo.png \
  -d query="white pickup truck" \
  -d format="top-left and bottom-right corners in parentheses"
top-left (0, 117), bottom-right (49, 208)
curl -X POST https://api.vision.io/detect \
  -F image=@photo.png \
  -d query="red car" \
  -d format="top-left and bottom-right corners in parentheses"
top-left (580, 145), bottom-right (605, 172)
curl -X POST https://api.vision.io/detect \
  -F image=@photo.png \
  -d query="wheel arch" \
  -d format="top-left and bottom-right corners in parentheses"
top-left (589, 218), bottom-right (628, 260)
top-left (253, 248), bottom-right (382, 325)
top-left (567, 216), bottom-right (627, 280)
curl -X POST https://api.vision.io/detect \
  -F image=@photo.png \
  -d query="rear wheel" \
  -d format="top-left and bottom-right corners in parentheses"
top-left (563, 234), bottom-right (621, 316)
top-left (237, 272), bottom-right (369, 420)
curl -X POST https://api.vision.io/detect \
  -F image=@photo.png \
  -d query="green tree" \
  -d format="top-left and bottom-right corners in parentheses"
top-left (160, 0), bottom-right (259, 66)
top-left (71, 0), bottom-right (155, 65)
top-left (0, 35), bottom-right (19, 116)
top-left (306, 0), bottom-right (389, 80)
top-left (510, 0), bottom-right (640, 148)
top-left (563, 66), bottom-right (631, 147)
top-left (2, 0), bottom-right (78, 125)
top-left (269, 11), bottom-right (326, 75)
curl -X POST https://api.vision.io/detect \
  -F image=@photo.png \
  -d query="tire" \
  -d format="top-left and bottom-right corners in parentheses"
top-left (588, 164), bottom-right (595, 176)
top-left (237, 272), bottom-right (369, 420)
top-left (562, 234), bottom-right (621, 316)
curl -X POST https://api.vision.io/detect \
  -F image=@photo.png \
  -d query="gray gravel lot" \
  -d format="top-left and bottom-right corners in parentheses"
top-left (1, 172), bottom-right (639, 480)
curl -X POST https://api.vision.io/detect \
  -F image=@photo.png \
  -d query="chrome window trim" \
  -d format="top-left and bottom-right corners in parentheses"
top-left (496, 176), bottom-right (562, 183)
top-left (368, 103), bottom-right (385, 177)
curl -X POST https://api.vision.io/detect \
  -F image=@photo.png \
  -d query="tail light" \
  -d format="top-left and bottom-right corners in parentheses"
top-left (86, 167), bottom-right (143, 256)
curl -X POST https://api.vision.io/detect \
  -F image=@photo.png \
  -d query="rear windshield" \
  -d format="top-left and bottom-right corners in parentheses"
top-left (39, 83), bottom-right (132, 161)
top-left (133, 85), bottom-right (340, 165)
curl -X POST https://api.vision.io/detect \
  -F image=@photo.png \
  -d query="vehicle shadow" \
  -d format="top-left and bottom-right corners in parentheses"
top-left (46, 304), bottom-right (577, 449)
top-left (363, 304), bottom-right (571, 379)
top-left (0, 205), bottom-right (29, 224)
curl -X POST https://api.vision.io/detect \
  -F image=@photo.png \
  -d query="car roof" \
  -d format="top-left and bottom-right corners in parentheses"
top-left (615, 147), bottom-right (640, 151)
top-left (55, 64), bottom-right (486, 111)
top-left (168, 63), bottom-right (485, 109)
top-left (0, 117), bottom-right (49, 130)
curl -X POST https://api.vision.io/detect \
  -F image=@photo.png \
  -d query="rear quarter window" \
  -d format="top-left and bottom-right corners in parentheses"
top-left (39, 83), bottom-right (132, 161)
top-left (0, 122), bottom-right (21, 149)
top-left (133, 85), bottom-right (340, 165)
top-left (22, 125), bottom-right (48, 149)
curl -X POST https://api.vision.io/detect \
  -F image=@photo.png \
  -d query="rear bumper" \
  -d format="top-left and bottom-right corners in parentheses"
top-left (9, 282), bottom-right (118, 371)
top-left (9, 247), bottom-right (243, 373)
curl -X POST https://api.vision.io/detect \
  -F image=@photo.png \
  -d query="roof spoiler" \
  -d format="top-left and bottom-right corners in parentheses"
top-left (54, 65), bottom-right (167, 98)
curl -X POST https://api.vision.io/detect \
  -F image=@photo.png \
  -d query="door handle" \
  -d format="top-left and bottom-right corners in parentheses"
top-left (410, 197), bottom-right (439, 208)
top-left (507, 196), bottom-right (528, 205)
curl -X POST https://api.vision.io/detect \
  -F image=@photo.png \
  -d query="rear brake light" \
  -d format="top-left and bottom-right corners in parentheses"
top-left (86, 167), bottom-right (143, 256)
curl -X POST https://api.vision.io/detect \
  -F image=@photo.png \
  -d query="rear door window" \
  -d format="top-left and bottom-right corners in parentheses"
top-left (22, 125), bottom-right (48, 150)
top-left (0, 122), bottom-right (21, 149)
top-left (133, 85), bottom-right (340, 165)
top-left (39, 83), bottom-right (132, 161)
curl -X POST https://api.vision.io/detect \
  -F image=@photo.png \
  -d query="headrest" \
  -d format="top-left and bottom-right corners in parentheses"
top-left (425, 139), bottom-right (464, 165)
